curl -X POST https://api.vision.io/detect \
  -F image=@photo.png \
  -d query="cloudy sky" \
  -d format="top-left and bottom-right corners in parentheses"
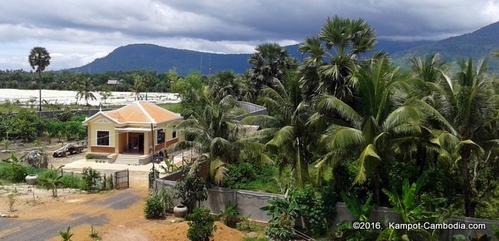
top-left (1, 0), bottom-right (498, 71)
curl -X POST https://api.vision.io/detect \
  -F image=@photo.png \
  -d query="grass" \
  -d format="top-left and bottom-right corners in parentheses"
top-left (158, 102), bottom-right (183, 113)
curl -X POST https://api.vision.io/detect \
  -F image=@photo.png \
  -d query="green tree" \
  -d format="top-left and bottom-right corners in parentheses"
top-left (315, 57), bottom-right (425, 204)
top-left (72, 74), bottom-right (97, 106)
top-left (130, 74), bottom-right (145, 100)
top-left (248, 43), bottom-right (297, 102)
top-left (298, 16), bottom-right (378, 103)
top-left (430, 58), bottom-right (499, 217)
top-left (28, 47), bottom-right (51, 111)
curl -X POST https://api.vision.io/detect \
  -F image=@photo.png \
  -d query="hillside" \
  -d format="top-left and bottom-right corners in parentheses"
top-left (392, 21), bottom-right (499, 70)
top-left (69, 21), bottom-right (499, 75)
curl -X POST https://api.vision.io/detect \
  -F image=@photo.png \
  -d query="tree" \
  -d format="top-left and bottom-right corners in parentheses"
top-left (298, 16), bottom-right (378, 104)
top-left (130, 74), bottom-right (145, 100)
top-left (72, 74), bottom-right (97, 106)
top-left (28, 47), bottom-right (51, 111)
top-left (248, 43), bottom-right (297, 102)
top-left (99, 85), bottom-right (113, 104)
top-left (208, 70), bottom-right (246, 101)
top-left (171, 87), bottom-right (269, 184)
top-left (430, 58), bottom-right (499, 217)
top-left (315, 57), bottom-right (425, 204)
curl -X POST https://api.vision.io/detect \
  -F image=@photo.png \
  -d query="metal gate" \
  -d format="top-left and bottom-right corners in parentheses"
top-left (115, 169), bottom-right (129, 189)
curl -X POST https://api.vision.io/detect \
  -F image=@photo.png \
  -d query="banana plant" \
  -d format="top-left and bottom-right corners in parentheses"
top-left (377, 175), bottom-right (446, 241)
top-left (335, 192), bottom-right (378, 241)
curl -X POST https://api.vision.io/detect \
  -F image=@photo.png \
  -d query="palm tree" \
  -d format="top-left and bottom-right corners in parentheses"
top-left (171, 87), bottom-right (269, 184)
top-left (28, 47), bottom-right (51, 111)
top-left (72, 74), bottom-right (97, 106)
top-left (248, 43), bottom-right (297, 102)
top-left (209, 71), bottom-right (245, 101)
top-left (430, 58), bottom-right (498, 217)
top-left (315, 57), bottom-right (426, 204)
top-left (298, 16), bottom-right (378, 104)
top-left (242, 76), bottom-right (313, 188)
top-left (130, 74), bottom-right (145, 100)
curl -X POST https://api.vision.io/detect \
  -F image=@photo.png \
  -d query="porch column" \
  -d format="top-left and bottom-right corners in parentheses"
top-left (86, 125), bottom-right (91, 152)
top-left (115, 130), bottom-right (119, 154)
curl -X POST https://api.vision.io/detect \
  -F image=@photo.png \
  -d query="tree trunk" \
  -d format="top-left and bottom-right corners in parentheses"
top-left (38, 71), bottom-right (42, 112)
top-left (461, 150), bottom-right (475, 217)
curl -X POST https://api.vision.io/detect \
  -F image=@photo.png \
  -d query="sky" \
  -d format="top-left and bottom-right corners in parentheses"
top-left (1, 0), bottom-right (498, 71)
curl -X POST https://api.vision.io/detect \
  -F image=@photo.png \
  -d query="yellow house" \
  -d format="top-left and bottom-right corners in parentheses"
top-left (82, 100), bottom-right (183, 164)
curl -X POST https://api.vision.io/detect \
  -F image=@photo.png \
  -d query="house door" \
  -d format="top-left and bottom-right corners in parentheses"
top-left (138, 134), bottom-right (144, 153)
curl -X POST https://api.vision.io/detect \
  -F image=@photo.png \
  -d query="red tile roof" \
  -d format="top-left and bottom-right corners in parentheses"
top-left (83, 101), bottom-right (181, 125)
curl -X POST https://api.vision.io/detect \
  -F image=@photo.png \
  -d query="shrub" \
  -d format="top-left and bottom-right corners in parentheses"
top-left (59, 174), bottom-right (83, 189)
top-left (37, 169), bottom-right (60, 189)
top-left (81, 167), bottom-right (101, 192)
top-left (86, 153), bottom-right (94, 159)
top-left (174, 162), bottom-right (208, 212)
top-left (144, 192), bottom-right (165, 219)
top-left (0, 153), bottom-right (33, 182)
top-left (187, 207), bottom-right (217, 241)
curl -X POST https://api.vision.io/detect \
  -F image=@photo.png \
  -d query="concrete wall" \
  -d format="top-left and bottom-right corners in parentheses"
top-left (154, 178), bottom-right (499, 240)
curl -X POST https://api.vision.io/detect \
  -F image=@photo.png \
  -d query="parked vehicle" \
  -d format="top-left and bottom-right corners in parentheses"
top-left (52, 143), bottom-right (85, 157)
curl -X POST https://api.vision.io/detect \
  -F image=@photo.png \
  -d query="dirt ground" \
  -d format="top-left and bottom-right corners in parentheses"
top-left (0, 142), bottom-right (248, 241)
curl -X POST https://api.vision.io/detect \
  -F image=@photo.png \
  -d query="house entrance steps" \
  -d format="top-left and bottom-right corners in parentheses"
top-left (114, 154), bottom-right (142, 165)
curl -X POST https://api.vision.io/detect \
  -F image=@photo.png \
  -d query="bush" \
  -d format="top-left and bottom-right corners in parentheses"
top-left (37, 169), bottom-right (60, 189)
top-left (81, 167), bottom-right (101, 192)
top-left (60, 174), bottom-right (83, 189)
top-left (0, 162), bottom-right (32, 182)
top-left (144, 192), bottom-right (165, 219)
top-left (86, 153), bottom-right (94, 159)
top-left (187, 207), bottom-right (217, 241)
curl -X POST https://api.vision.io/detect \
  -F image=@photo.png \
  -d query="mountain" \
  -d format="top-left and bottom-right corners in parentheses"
top-left (391, 21), bottom-right (499, 70)
top-left (70, 21), bottom-right (499, 75)
top-left (69, 39), bottom-right (433, 75)
top-left (70, 44), bottom-right (251, 76)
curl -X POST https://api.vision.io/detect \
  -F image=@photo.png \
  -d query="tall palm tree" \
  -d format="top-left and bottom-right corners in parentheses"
top-left (28, 47), bottom-right (51, 111)
top-left (298, 16), bottom-right (378, 104)
top-left (315, 57), bottom-right (426, 204)
top-left (430, 58), bottom-right (498, 217)
top-left (248, 43), bottom-right (297, 102)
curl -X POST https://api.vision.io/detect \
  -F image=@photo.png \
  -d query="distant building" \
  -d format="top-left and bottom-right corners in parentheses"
top-left (106, 79), bottom-right (122, 85)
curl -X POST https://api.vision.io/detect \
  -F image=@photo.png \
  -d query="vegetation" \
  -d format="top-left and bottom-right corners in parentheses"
top-left (186, 207), bottom-right (217, 241)
top-left (174, 162), bottom-right (208, 213)
top-left (144, 191), bottom-right (166, 219)
top-left (4, 14), bottom-right (499, 240)
top-left (59, 226), bottom-right (73, 241)
top-left (28, 46), bottom-right (51, 111)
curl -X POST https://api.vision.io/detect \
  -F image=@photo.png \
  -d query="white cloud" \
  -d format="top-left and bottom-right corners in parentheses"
top-left (0, 0), bottom-right (497, 70)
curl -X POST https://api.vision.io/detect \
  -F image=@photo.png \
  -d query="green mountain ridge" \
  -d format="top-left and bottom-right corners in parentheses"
top-left (69, 21), bottom-right (499, 75)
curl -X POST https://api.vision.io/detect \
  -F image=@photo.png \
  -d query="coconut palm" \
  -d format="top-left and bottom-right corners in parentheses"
top-left (28, 47), bottom-right (51, 111)
top-left (171, 87), bottom-right (269, 184)
top-left (298, 16), bottom-right (378, 104)
top-left (130, 74), bottom-right (145, 100)
top-left (242, 75), bottom-right (314, 188)
top-left (315, 57), bottom-right (427, 204)
top-left (429, 58), bottom-right (499, 217)
top-left (72, 74), bottom-right (97, 106)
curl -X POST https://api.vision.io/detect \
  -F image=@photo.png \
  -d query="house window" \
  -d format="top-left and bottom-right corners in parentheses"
top-left (97, 131), bottom-right (109, 146)
top-left (172, 126), bottom-right (177, 139)
top-left (157, 129), bottom-right (165, 144)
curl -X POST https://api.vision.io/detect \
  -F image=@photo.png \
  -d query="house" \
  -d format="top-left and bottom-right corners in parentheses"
top-left (106, 79), bottom-right (122, 85)
top-left (82, 100), bottom-right (183, 164)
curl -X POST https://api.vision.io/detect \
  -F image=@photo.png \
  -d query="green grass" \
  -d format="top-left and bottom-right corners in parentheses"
top-left (158, 102), bottom-right (183, 113)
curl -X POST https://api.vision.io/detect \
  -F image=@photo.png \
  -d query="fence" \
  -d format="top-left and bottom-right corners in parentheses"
top-left (114, 169), bottom-right (129, 189)
top-left (154, 176), bottom-right (499, 240)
